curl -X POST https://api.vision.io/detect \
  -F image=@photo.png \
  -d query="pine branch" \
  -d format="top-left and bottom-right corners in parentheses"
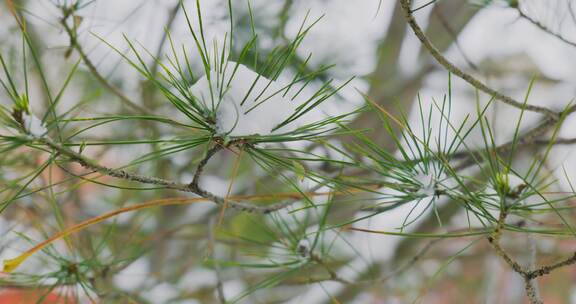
top-left (40, 137), bottom-right (292, 214)
top-left (398, 0), bottom-right (560, 119)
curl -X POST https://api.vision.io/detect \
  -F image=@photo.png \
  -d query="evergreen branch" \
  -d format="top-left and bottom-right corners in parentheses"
top-left (487, 207), bottom-right (576, 304)
top-left (398, 0), bottom-right (560, 119)
top-left (39, 137), bottom-right (292, 214)
top-left (452, 115), bottom-right (561, 170)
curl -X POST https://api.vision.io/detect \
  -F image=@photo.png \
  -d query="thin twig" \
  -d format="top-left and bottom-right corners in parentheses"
top-left (208, 217), bottom-right (227, 304)
top-left (515, 6), bottom-right (576, 48)
top-left (298, 238), bottom-right (442, 286)
top-left (526, 252), bottom-right (576, 279)
top-left (524, 200), bottom-right (541, 301)
top-left (398, 0), bottom-right (559, 119)
top-left (190, 142), bottom-right (225, 188)
top-left (487, 206), bottom-right (576, 304)
top-left (60, 7), bottom-right (150, 115)
top-left (523, 278), bottom-right (543, 304)
top-left (150, 2), bottom-right (182, 77)
top-left (486, 208), bottom-right (540, 303)
top-left (433, 8), bottom-right (479, 71)
top-left (309, 252), bottom-right (352, 285)
top-left (41, 137), bottom-right (292, 214)
top-left (452, 115), bottom-right (561, 170)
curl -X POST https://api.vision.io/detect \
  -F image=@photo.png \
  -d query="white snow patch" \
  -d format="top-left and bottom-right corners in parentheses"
top-left (113, 258), bottom-right (150, 291)
top-left (222, 280), bottom-right (247, 302)
top-left (19, 112), bottom-right (47, 137)
top-left (414, 171), bottom-right (438, 198)
top-left (189, 62), bottom-right (303, 136)
top-left (286, 0), bottom-right (393, 77)
top-left (143, 282), bottom-right (179, 303)
top-left (179, 268), bottom-right (217, 290)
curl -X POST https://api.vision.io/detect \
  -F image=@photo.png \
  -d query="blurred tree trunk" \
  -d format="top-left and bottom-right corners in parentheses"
top-left (331, 2), bottom-right (479, 302)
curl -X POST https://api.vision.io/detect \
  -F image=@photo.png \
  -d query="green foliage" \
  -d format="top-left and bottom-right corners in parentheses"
top-left (0, 1), bottom-right (574, 303)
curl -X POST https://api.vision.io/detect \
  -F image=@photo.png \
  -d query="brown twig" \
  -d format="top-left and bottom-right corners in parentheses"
top-left (309, 252), bottom-right (352, 285)
top-left (487, 206), bottom-right (576, 304)
top-left (296, 238), bottom-right (443, 286)
top-left (398, 0), bottom-right (560, 119)
top-left (59, 6), bottom-right (150, 115)
top-left (433, 8), bottom-right (479, 71)
top-left (149, 2), bottom-right (182, 77)
top-left (190, 142), bottom-right (225, 188)
top-left (452, 115), bottom-right (561, 171)
top-left (41, 137), bottom-right (292, 214)
top-left (515, 5), bottom-right (576, 48)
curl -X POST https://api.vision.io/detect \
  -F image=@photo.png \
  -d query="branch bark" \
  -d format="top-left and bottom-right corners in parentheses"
top-left (399, 0), bottom-right (560, 119)
top-left (41, 137), bottom-right (293, 214)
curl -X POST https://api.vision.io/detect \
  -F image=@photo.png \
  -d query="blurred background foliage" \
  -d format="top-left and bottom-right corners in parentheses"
top-left (1, 0), bottom-right (576, 303)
